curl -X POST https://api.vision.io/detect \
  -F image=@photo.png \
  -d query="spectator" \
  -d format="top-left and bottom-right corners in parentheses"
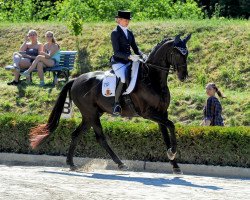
top-left (21, 31), bottom-right (60, 86)
top-left (201, 83), bottom-right (225, 126)
top-left (7, 30), bottom-right (43, 85)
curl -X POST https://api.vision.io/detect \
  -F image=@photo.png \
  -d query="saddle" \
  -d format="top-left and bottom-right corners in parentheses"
top-left (102, 61), bottom-right (140, 97)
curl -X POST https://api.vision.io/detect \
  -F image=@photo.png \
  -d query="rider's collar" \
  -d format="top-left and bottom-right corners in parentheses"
top-left (119, 24), bottom-right (128, 31)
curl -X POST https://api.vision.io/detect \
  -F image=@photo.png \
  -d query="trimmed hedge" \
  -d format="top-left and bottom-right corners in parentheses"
top-left (0, 114), bottom-right (249, 167)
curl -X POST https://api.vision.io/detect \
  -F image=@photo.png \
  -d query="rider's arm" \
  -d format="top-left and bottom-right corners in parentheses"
top-left (130, 31), bottom-right (142, 56)
top-left (111, 31), bottom-right (130, 60)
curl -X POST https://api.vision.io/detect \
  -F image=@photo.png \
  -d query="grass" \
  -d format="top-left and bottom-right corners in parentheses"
top-left (0, 19), bottom-right (249, 126)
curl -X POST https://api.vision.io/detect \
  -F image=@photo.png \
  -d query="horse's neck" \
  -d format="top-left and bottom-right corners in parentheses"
top-left (149, 68), bottom-right (169, 89)
top-left (146, 41), bottom-right (172, 89)
top-left (140, 39), bottom-right (174, 93)
top-left (139, 63), bottom-right (169, 94)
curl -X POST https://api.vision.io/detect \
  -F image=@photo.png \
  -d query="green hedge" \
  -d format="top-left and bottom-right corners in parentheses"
top-left (0, 114), bottom-right (249, 167)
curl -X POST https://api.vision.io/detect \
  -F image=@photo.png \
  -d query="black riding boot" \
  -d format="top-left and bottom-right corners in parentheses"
top-left (113, 81), bottom-right (125, 115)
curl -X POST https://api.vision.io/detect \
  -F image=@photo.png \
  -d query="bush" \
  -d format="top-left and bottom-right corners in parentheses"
top-left (0, 0), bottom-right (203, 22)
top-left (0, 0), bottom-right (55, 22)
top-left (1, 0), bottom-right (248, 22)
top-left (56, 0), bottom-right (203, 21)
top-left (196, 0), bottom-right (250, 18)
top-left (0, 113), bottom-right (249, 167)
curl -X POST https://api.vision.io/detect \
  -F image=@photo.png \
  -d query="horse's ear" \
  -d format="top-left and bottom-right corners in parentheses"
top-left (183, 34), bottom-right (192, 44)
top-left (174, 34), bottom-right (181, 45)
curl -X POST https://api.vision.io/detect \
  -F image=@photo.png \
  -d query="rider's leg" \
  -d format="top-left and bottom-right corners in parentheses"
top-left (113, 79), bottom-right (125, 115)
top-left (124, 64), bottom-right (132, 87)
top-left (112, 63), bottom-right (127, 115)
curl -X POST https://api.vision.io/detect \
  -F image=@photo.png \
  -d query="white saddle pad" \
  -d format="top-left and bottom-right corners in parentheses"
top-left (102, 61), bottom-right (140, 97)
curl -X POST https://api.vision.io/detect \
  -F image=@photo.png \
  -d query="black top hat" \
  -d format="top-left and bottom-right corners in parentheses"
top-left (116, 10), bottom-right (132, 20)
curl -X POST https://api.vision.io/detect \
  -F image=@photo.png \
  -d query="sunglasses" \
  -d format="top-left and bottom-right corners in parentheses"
top-left (29, 34), bottom-right (36, 37)
top-left (46, 35), bottom-right (53, 38)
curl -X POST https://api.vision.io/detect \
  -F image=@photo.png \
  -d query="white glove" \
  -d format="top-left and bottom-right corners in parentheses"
top-left (129, 55), bottom-right (140, 62)
top-left (141, 54), bottom-right (148, 61)
top-left (204, 120), bottom-right (211, 126)
top-left (200, 119), bottom-right (211, 126)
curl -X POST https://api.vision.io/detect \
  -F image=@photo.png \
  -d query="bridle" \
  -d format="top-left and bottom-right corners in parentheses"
top-left (141, 47), bottom-right (187, 73)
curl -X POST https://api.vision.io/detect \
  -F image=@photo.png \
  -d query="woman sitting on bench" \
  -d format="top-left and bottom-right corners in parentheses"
top-left (7, 29), bottom-right (43, 85)
top-left (21, 31), bottom-right (60, 86)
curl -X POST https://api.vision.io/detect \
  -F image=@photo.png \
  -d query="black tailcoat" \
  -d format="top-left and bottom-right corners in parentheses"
top-left (111, 25), bottom-right (141, 64)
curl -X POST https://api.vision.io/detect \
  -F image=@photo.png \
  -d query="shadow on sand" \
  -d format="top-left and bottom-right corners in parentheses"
top-left (42, 170), bottom-right (223, 190)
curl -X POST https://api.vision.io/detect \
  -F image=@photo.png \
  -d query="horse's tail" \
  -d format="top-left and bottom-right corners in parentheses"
top-left (30, 79), bottom-right (75, 149)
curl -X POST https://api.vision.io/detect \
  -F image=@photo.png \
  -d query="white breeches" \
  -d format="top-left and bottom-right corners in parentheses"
top-left (112, 62), bottom-right (130, 83)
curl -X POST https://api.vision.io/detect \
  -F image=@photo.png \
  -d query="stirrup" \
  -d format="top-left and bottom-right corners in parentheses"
top-left (113, 104), bottom-right (122, 116)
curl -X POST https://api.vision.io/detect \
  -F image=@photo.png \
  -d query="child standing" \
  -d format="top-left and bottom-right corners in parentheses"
top-left (201, 83), bottom-right (225, 126)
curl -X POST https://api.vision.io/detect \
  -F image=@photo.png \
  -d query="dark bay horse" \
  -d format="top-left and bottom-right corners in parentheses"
top-left (30, 34), bottom-right (191, 174)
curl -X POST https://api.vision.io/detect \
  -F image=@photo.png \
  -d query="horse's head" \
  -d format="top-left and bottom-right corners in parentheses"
top-left (146, 34), bottom-right (191, 82)
top-left (171, 34), bottom-right (191, 82)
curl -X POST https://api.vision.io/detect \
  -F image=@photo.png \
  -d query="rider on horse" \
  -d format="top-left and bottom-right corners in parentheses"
top-left (111, 10), bottom-right (144, 115)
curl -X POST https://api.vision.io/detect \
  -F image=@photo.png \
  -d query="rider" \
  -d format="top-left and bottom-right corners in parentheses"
top-left (111, 10), bottom-right (144, 115)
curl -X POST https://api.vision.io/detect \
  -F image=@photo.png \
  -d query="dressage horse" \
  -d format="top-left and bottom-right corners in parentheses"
top-left (30, 34), bottom-right (191, 174)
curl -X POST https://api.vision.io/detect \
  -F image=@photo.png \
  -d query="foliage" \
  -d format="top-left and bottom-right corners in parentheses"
top-left (0, 0), bottom-right (56, 22)
top-left (66, 12), bottom-right (87, 74)
top-left (195, 0), bottom-right (250, 18)
top-left (67, 12), bottom-right (83, 37)
top-left (0, 114), bottom-right (249, 167)
top-left (1, 0), bottom-right (249, 22)
top-left (56, 0), bottom-right (203, 21)
top-left (0, 0), bottom-right (203, 22)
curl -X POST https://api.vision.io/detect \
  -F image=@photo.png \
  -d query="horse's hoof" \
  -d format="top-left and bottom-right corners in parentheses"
top-left (118, 163), bottom-right (129, 171)
top-left (167, 148), bottom-right (176, 160)
top-left (70, 165), bottom-right (78, 171)
top-left (173, 168), bottom-right (183, 175)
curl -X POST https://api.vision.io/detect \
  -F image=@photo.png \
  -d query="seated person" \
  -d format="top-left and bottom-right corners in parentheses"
top-left (7, 30), bottom-right (43, 85)
top-left (21, 31), bottom-right (60, 86)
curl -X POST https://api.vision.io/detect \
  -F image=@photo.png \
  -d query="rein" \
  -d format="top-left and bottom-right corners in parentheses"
top-left (145, 62), bottom-right (170, 72)
top-left (139, 58), bottom-right (171, 72)
top-left (141, 59), bottom-right (184, 73)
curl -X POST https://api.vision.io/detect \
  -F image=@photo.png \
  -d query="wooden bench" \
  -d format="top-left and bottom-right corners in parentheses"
top-left (5, 51), bottom-right (77, 84)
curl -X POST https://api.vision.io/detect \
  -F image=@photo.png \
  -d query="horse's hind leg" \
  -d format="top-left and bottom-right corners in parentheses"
top-left (91, 116), bottom-right (127, 170)
top-left (159, 124), bottom-right (182, 174)
top-left (66, 120), bottom-right (88, 170)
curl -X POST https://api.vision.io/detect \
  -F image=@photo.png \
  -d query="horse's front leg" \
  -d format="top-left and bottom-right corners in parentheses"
top-left (147, 112), bottom-right (177, 155)
top-left (145, 111), bottom-right (181, 174)
top-left (158, 123), bottom-right (182, 174)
